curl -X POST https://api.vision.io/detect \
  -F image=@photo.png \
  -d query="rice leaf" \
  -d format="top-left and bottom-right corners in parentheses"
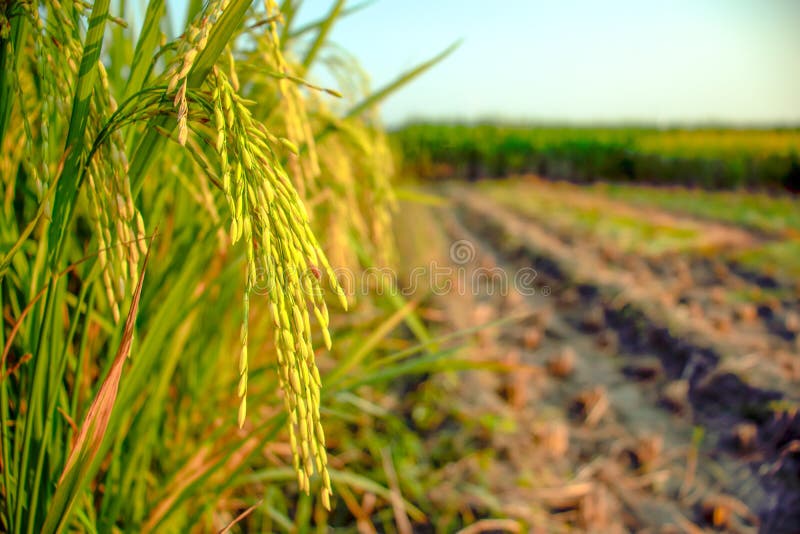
top-left (47, 0), bottom-right (111, 268)
top-left (40, 242), bottom-right (151, 534)
top-left (300, 0), bottom-right (345, 70)
top-left (345, 41), bottom-right (460, 119)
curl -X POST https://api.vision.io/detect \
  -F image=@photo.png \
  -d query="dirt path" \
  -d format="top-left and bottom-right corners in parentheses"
top-left (395, 186), bottom-right (800, 533)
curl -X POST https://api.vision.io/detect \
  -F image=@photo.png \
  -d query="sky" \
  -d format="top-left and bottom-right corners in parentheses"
top-left (291, 0), bottom-right (800, 126)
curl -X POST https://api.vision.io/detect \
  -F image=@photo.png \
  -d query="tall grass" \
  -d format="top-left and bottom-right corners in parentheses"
top-left (0, 1), bottom-right (455, 531)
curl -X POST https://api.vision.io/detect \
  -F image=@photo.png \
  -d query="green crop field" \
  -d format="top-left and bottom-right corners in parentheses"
top-left (393, 123), bottom-right (800, 189)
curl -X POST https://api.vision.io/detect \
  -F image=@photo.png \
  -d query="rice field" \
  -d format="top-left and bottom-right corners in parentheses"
top-left (0, 2), bottom-right (456, 532)
top-left (393, 123), bottom-right (800, 189)
top-left (2, 1), bottom-right (799, 533)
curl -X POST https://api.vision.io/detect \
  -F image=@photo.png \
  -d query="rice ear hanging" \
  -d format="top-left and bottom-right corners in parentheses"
top-left (209, 66), bottom-right (345, 508)
top-left (157, 1), bottom-right (348, 507)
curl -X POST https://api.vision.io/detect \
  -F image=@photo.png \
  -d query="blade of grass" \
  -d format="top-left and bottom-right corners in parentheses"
top-left (354, 244), bottom-right (433, 349)
top-left (393, 187), bottom-right (449, 207)
top-left (186, 0), bottom-right (207, 25)
top-left (380, 448), bottom-right (412, 534)
top-left (336, 348), bottom-right (460, 391)
top-left (47, 0), bottom-right (111, 269)
top-left (40, 241), bottom-right (151, 534)
top-left (326, 296), bottom-right (417, 384)
top-left (27, 270), bottom-right (98, 534)
top-left (6, 244), bottom-right (121, 533)
top-left (122, 0), bottom-right (166, 100)
top-left (361, 312), bottom-right (531, 373)
top-left (263, 502), bottom-right (295, 532)
top-left (344, 41), bottom-right (460, 119)
top-left (330, 470), bottom-right (425, 522)
top-left (300, 0), bottom-right (344, 71)
top-left (0, 11), bottom-right (28, 145)
top-left (143, 413), bottom-right (287, 531)
top-left (218, 499), bottom-right (264, 534)
top-left (279, 0), bottom-right (300, 43)
top-left (386, 292), bottom-right (432, 348)
top-left (287, 1), bottom-right (374, 41)
top-left (1, 236), bottom-right (159, 377)
top-left (0, 284), bottom-right (12, 524)
top-left (308, 42), bottom-right (459, 155)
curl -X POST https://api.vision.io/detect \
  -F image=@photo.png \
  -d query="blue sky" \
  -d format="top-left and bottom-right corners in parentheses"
top-left (292, 0), bottom-right (800, 126)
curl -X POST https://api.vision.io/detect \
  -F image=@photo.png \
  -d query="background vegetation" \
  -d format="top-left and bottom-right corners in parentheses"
top-left (393, 123), bottom-right (800, 189)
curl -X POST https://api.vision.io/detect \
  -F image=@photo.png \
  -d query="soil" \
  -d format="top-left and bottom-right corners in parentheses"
top-left (394, 183), bottom-right (800, 533)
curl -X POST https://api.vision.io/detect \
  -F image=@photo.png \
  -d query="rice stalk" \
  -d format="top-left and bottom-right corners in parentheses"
top-left (0, 0), bottom-right (453, 529)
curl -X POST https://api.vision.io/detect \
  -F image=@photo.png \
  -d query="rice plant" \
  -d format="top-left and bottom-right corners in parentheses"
top-left (0, 1), bottom-right (453, 531)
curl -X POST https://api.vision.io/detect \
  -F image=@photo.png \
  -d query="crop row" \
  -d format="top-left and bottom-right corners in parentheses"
top-left (392, 123), bottom-right (800, 189)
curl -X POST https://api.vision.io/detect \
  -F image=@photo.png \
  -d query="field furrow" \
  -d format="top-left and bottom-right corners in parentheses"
top-left (395, 181), bottom-right (800, 532)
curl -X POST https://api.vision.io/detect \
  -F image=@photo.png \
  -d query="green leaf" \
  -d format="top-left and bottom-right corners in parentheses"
top-left (41, 242), bottom-right (151, 534)
top-left (47, 0), bottom-right (112, 270)
top-left (300, 0), bottom-right (344, 71)
top-left (287, 1), bottom-right (374, 41)
top-left (123, 0), bottom-right (166, 100)
top-left (0, 12), bottom-right (28, 146)
top-left (326, 297), bottom-right (417, 385)
top-left (345, 41), bottom-right (460, 119)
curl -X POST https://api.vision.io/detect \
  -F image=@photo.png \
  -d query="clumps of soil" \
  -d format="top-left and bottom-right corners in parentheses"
top-left (595, 329), bottom-right (619, 352)
top-left (438, 191), bottom-right (800, 531)
top-left (533, 478), bottom-right (623, 532)
top-left (570, 387), bottom-right (609, 427)
top-left (731, 422), bottom-right (759, 453)
top-left (622, 357), bottom-right (663, 382)
top-left (709, 312), bottom-right (732, 333)
top-left (620, 434), bottom-right (664, 472)
top-left (734, 303), bottom-right (758, 322)
top-left (532, 420), bottom-right (570, 458)
top-left (499, 349), bottom-right (544, 409)
top-left (659, 379), bottom-right (690, 414)
top-left (784, 311), bottom-right (800, 332)
top-left (579, 304), bottom-right (606, 333)
top-left (546, 347), bottom-right (576, 379)
top-left (522, 328), bottom-right (542, 350)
